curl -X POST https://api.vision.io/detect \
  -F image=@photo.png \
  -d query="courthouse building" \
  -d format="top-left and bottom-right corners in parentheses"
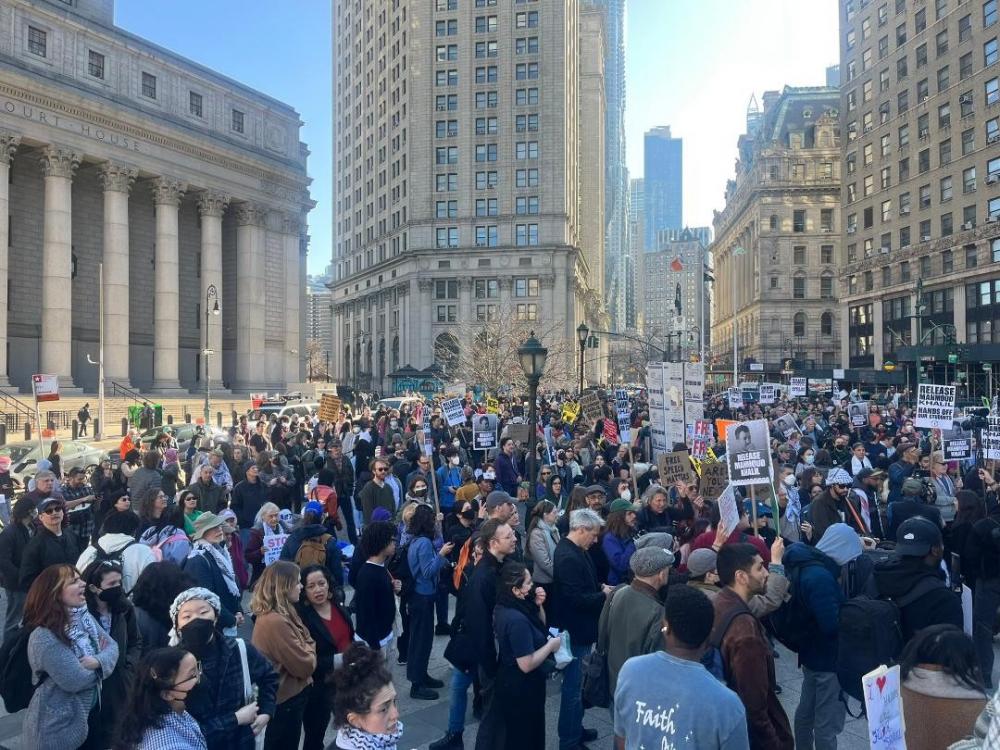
top-left (0, 0), bottom-right (312, 393)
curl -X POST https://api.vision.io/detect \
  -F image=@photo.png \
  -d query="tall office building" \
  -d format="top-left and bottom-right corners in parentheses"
top-left (710, 86), bottom-right (842, 376)
top-left (839, 0), bottom-right (1000, 391)
top-left (644, 125), bottom-right (683, 249)
top-left (644, 228), bottom-right (712, 361)
top-left (628, 177), bottom-right (644, 329)
top-left (331, 0), bottom-right (608, 393)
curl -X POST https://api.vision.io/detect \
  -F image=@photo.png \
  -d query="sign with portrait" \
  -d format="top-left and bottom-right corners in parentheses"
top-left (724, 419), bottom-right (773, 487)
top-left (473, 413), bottom-right (499, 450)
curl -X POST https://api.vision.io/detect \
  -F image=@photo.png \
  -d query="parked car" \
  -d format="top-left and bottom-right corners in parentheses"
top-left (377, 396), bottom-right (425, 413)
top-left (247, 401), bottom-right (318, 422)
top-left (0, 440), bottom-right (110, 489)
top-left (139, 424), bottom-right (230, 455)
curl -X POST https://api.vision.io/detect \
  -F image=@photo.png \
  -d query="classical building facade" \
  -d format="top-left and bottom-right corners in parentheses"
top-left (331, 0), bottom-right (608, 394)
top-left (839, 0), bottom-right (1000, 392)
top-left (710, 87), bottom-right (842, 377)
top-left (0, 0), bottom-right (312, 393)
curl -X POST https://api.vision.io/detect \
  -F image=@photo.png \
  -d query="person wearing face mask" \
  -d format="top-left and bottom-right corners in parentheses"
top-left (115, 646), bottom-right (207, 750)
top-left (794, 446), bottom-right (817, 478)
top-left (169, 587), bottom-right (278, 750)
top-left (183, 514), bottom-right (245, 636)
top-left (436, 448), bottom-right (463, 513)
top-left (404, 476), bottom-right (432, 509)
top-left (22, 564), bottom-right (119, 750)
top-left (82, 559), bottom-right (142, 748)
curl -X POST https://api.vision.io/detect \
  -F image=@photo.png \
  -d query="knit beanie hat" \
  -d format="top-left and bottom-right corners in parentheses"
top-left (168, 587), bottom-right (221, 645)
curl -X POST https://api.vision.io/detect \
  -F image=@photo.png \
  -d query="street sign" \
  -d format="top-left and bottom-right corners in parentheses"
top-left (983, 363), bottom-right (993, 372)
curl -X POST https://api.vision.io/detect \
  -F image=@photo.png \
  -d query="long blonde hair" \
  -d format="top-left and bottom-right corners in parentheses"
top-left (250, 560), bottom-right (304, 624)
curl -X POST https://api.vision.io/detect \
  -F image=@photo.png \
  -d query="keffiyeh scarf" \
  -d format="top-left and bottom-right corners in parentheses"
top-left (189, 540), bottom-right (240, 598)
top-left (67, 605), bottom-right (103, 658)
top-left (335, 722), bottom-right (404, 750)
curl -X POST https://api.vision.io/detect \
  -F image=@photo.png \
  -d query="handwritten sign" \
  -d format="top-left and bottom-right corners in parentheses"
top-left (263, 532), bottom-right (290, 567)
top-left (699, 461), bottom-right (729, 500)
top-left (861, 664), bottom-right (905, 750)
top-left (561, 401), bottom-right (580, 424)
top-left (691, 420), bottom-right (712, 459)
top-left (658, 450), bottom-right (693, 485)
top-left (579, 392), bottom-right (604, 424)
top-left (615, 389), bottom-right (632, 444)
top-left (505, 423), bottom-right (531, 443)
top-left (441, 398), bottom-right (466, 427)
top-left (318, 393), bottom-right (342, 422)
top-left (485, 397), bottom-right (500, 415)
top-left (718, 485), bottom-right (740, 535)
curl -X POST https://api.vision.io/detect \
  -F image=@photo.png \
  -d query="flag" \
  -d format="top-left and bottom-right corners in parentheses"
top-left (670, 257), bottom-right (684, 272)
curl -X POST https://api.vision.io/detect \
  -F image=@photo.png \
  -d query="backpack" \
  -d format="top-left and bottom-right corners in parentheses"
top-left (93, 540), bottom-right (136, 568)
top-left (295, 534), bottom-right (332, 569)
top-left (701, 606), bottom-right (754, 684)
top-left (0, 626), bottom-right (44, 713)
top-left (140, 526), bottom-right (191, 565)
top-left (764, 560), bottom-right (825, 654)
top-left (388, 541), bottom-right (414, 598)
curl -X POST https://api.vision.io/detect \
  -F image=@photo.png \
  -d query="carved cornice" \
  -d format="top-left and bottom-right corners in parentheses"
top-left (197, 191), bottom-right (231, 218)
top-left (233, 203), bottom-right (266, 227)
top-left (417, 278), bottom-right (434, 293)
top-left (98, 162), bottom-right (138, 194)
top-left (40, 146), bottom-right (81, 179)
top-left (151, 177), bottom-right (187, 206)
top-left (458, 276), bottom-right (473, 291)
top-left (281, 212), bottom-right (302, 235)
top-left (539, 274), bottom-right (556, 289)
top-left (0, 132), bottom-right (20, 166)
top-left (396, 283), bottom-right (409, 297)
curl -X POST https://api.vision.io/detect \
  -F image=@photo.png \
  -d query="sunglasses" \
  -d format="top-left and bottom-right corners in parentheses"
top-left (42, 506), bottom-right (64, 515)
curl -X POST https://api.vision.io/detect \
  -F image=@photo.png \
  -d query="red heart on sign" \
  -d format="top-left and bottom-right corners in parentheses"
top-left (876, 675), bottom-right (887, 693)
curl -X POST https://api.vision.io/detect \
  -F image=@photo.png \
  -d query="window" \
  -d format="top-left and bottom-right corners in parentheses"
top-left (189, 91), bottom-right (203, 118)
top-left (515, 196), bottom-right (539, 215)
top-left (918, 78), bottom-right (930, 102)
top-left (865, 174), bottom-right (875, 197)
top-left (793, 277), bottom-right (806, 299)
top-left (515, 223), bottom-right (538, 246)
top-left (474, 117), bottom-right (498, 135)
top-left (936, 0), bottom-right (948, 20)
top-left (437, 0), bottom-right (458, 9)
top-left (437, 69), bottom-right (459, 86)
top-left (231, 109), bottom-right (244, 134)
top-left (474, 15), bottom-right (497, 33)
top-left (936, 30), bottom-right (949, 57)
top-left (920, 184), bottom-right (932, 209)
top-left (991, 196), bottom-right (1000, 219)
top-left (961, 52), bottom-right (975, 80)
top-left (515, 62), bottom-right (539, 80)
top-left (438, 44), bottom-right (459, 61)
top-left (916, 7), bottom-right (927, 32)
top-left (940, 138), bottom-right (952, 165)
top-left (436, 200), bottom-right (458, 218)
top-left (515, 87), bottom-right (539, 105)
top-left (436, 173), bottom-right (458, 192)
top-left (881, 166), bottom-right (892, 188)
top-left (516, 36), bottom-right (538, 54)
top-left (942, 212), bottom-right (954, 235)
top-left (967, 244), bottom-right (979, 268)
top-left (900, 261), bottom-right (911, 281)
top-left (515, 278), bottom-right (539, 297)
top-left (793, 246), bottom-right (806, 264)
top-left (943, 249), bottom-right (954, 272)
top-left (475, 144), bottom-right (497, 162)
top-left (864, 143), bottom-right (874, 166)
top-left (88, 50), bottom-right (104, 79)
top-left (988, 38), bottom-right (999, 66)
top-left (964, 166), bottom-right (978, 192)
top-left (920, 217), bottom-right (932, 238)
top-left (515, 141), bottom-right (538, 159)
top-left (475, 0), bottom-right (496, 5)
top-left (475, 280), bottom-right (500, 298)
top-left (880, 69), bottom-right (891, 93)
top-left (436, 306), bottom-right (457, 323)
top-left (960, 14), bottom-right (973, 42)
top-left (919, 148), bottom-right (931, 173)
top-left (898, 89), bottom-right (909, 113)
top-left (988, 77), bottom-right (1000, 105)
top-left (879, 36), bottom-right (889, 60)
top-left (847, 29), bottom-right (857, 51)
top-left (963, 127), bottom-right (976, 155)
top-left (516, 168), bottom-right (539, 187)
top-left (435, 228), bottom-right (459, 249)
top-left (897, 56), bottom-right (908, 80)
top-left (515, 113), bottom-right (539, 132)
top-left (821, 275), bottom-right (834, 299)
top-left (515, 304), bottom-right (538, 322)
top-left (475, 66), bottom-right (497, 84)
top-left (515, 11), bottom-right (538, 28)
top-left (901, 191), bottom-right (912, 214)
top-left (434, 280), bottom-right (459, 300)
top-left (991, 156), bottom-right (1000, 177)
top-left (475, 41), bottom-right (498, 58)
top-left (793, 210), bottom-right (806, 232)
top-left (475, 171), bottom-right (498, 189)
top-left (437, 119), bottom-right (459, 138)
top-left (474, 198), bottom-right (498, 216)
top-left (436, 19), bottom-right (459, 36)
top-left (917, 43), bottom-right (928, 68)
top-left (901, 225), bottom-right (912, 246)
top-left (988, 0), bottom-right (998, 27)
top-left (474, 91), bottom-right (498, 109)
top-left (821, 209), bottom-right (834, 231)
top-left (882, 199), bottom-right (893, 222)
top-left (475, 226), bottom-right (498, 247)
top-left (989, 117), bottom-right (1000, 143)
top-left (437, 146), bottom-right (459, 164)
top-left (821, 245), bottom-right (834, 264)
top-left (883, 266), bottom-right (893, 286)
top-left (994, 237), bottom-right (1000, 262)
top-left (141, 72), bottom-right (157, 99)
top-left (27, 26), bottom-right (46, 57)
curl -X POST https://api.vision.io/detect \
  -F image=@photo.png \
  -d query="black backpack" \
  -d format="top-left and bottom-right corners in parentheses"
top-left (0, 626), bottom-right (43, 713)
top-left (387, 541), bottom-right (414, 598)
top-left (764, 559), bottom-right (824, 653)
top-left (93, 540), bottom-right (136, 567)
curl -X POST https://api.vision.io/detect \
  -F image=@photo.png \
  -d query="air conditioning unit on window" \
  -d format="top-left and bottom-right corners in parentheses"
top-left (919, 128), bottom-right (930, 139)
top-left (989, 134), bottom-right (1000, 145)
top-left (960, 94), bottom-right (974, 104)
top-left (900, 207), bottom-right (911, 215)
top-left (962, 221), bottom-right (975, 230)
top-left (847, 226), bottom-right (856, 234)
top-left (880, 246), bottom-right (890, 254)
top-left (921, 234), bottom-right (932, 241)
top-left (987, 174), bottom-right (1000, 185)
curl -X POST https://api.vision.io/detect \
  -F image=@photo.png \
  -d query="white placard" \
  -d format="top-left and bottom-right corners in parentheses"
top-left (441, 398), bottom-right (466, 427)
top-left (718, 484), bottom-right (740, 534)
top-left (263, 532), bottom-right (290, 567)
top-left (31, 373), bottom-right (60, 402)
top-left (614, 389), bottom-right (631, 444)
top-left (727, 387), bottom-right (744, 410)
top-left (684, 363), bottom-right (705, 422)
top-left (848, 401), bottom-right (869, 428)
top-left (759, 384), bottom-right (776, 405)
top-left (789, 377), bottom-right (807, 398)
top-left (647, 363), bottom-right (668, 460)
top-left (725, 420), bottom-right (773, 487)
top-left (985, 417), bottom-right (1000, 460)
top-left (915, 383), bottom-right (956, 429)
top-left (861, 664), bottom-right (905, 750)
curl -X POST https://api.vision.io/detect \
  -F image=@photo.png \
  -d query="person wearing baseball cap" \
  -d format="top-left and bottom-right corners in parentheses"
top-left (873, 517), bottom-right (962, 643)
top-left (276, 500), bottom-right (345, 590)
top-left (17, 496), bottom-right (80, 593)
top-left (809, 468), bottom-right (855, 543)
top-left (887, 440), bottom-right (921, 505)
top-left (851, 468), bottom-right (888, 539)
top-left (483, 490), bottom-right (524, 563)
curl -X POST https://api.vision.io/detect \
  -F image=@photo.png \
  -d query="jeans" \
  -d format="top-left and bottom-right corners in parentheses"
top-left (558, 641), bottom-right (592, 750)
top-left (3, 589), bottom-right (25, 641)
top-left (448, 667), bottom-right (474, 733)
top-left (974, 577), bottom-right (1000, 688)
top-left (264, 688), bottom-right (309, 750)
top-left (339, 493), bottom-right (359, 545)
top-left (794, 667), bottom-right (846, 750)
top-left (406, 592), bottom-right (435, 686)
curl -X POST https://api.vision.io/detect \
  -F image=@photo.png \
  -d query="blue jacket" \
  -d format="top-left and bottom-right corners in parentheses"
top-left (782, 542), bottom-right (844, 672)
top-left (407, 535), bottom-right (448, 596)
top-left (601, 532), bottom-right (636, 586)
top-left (495, 452), bottom-right (520, 495)
top-left (436, 465), bottom-right (462, 510)
top-left (279, 524), bottom-right (345, 588)
top-left (887, 458), bottom-right (917, 504)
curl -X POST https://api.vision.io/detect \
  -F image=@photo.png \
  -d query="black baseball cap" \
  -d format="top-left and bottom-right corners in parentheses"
top-left (895, 516), bottom-right (943, 556)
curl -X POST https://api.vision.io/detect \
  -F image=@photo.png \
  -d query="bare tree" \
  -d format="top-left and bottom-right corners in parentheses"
top-left (435, 306), bottom-right (576, 394)
top-left (305, 338), bottom-right (329, 382)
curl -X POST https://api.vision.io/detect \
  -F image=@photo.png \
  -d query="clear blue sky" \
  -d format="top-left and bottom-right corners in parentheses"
top-left (625, 0), bottom-right (839, 231)
top-left (116, 1), bottom-right (333, 276)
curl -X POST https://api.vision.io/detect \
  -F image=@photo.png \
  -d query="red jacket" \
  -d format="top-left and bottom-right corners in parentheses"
top-left (689, 528), bottom-right (771, 564)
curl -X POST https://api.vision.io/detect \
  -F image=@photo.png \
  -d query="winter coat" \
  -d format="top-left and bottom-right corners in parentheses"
top-left (527, 522), bottom-right (559, 584)
top-left (77, 532), bottom-right (157, 593)
top-left (134, 604), bottom-right (170, 655)
top-left (494, 451), bottom-right (521, 495)
top-left (873, 554), bottom-right (963, 642)
top-left (296, 600), bottom-right (354, 689)
top-left (23, 621), bottom-right (119, 750)
top-left (183, 553), bottom-right (241, 630)
top-left (250, 612), bottom-right (316, 705)
top-left (597, 579), bottom-right (662, 694)
top-left (190, 478), bottom-right (228, 514)
top-left (601, 532), bottom-right (636, 586)
top-left (551, 537), bottom-right (606, 647)
top-left (89, 601), bottom-right (143, 748)
top-left (902, 665), bottom-right (987, 750)
top-left (782, 543), bottom-right (845, 672)
top-left (231, 479), bottom-right (269, 530)
top-left (462, 552), bottom-right (504, 676)
top-left (0, 521), bottom-right (31, 591)
top-left (18, 527), bottom-right (81, 591)
top-left (279, 524), bottom-right (345, 586)
top-left (227, 531), bottom-right (250, 590)
top-left (128, 466), bottom-right (163, 499)
top-left (184, 635), bottom-right (278, 750)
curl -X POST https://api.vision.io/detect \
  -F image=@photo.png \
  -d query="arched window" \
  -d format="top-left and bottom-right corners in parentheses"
top-left (434, 333), bottom-right (460, 376)
top-left (821, 312), bottom-right (833, 336)
top-left (793, 313), bottom-right (807, 337)
top-left (769, 215), bottom-right (778, 231)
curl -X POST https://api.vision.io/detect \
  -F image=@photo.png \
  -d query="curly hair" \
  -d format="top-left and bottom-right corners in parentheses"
top-left (407, 503), bottom-right (437, 540)
top-left (130, 563), bottom-right (195, 628)
top-left (332, 643), bottom-right (394, 727)
top-left (358, 521), bottom-right (396, 560)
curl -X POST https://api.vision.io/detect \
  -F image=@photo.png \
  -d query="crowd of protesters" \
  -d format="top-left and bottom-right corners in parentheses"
top-left (4, 384), bottom-right (1000, 749)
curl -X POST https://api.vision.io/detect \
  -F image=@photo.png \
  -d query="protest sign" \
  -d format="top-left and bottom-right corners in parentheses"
top-left (848, 401), bottom-right (869, 429)
top-left (943, 430), bottom-right (973, 461)
top-left (691, 420), bottom-right (712, 459)
top-left (718, 485), bottom-right (740, 535)
top-left (684, 363), bottom-right (705, 421)
top-left (579, 391), bottom-right (604, 424)
top-left (263, 532), bottom-right (290, 567)
top-left (699, 461), bottom-right (729, 500)
top-left (789, 377), bottom-right (807, 398)
top-left (658, 450), bottom-right (693, 486)
top-left (441, 398), bottom-right (466, 427)
top-left (318, 393), bottom-right (342, 422)
top-left (861, 664), bottom-right (905, 750)
top-left (758, 383), bottom-right (776, 405)
top-left (505, 423), bottom-right (531, 443)
top-left (775, 414), bottom-right (800, 439)
top-left (725, 420), bottom-right (773, 487)
top-left (485, 397), bottom-right (500, 415)
top-left (985, 417), bottom-right (1000, 460)
top-left (614, 389), bottom-right (632, 444)
top-left (473, 413), bottom-right (499, 450)
top-left (727, 387), bottom-right (743, 410)
top-left (422, 413), bottom-right (434, 457)
top-left (915, 383), bottom-right (957, 429)
top-left (561, 401), bottom-right (580, 424)
top-left (31, 373), bottom-right (59, 402)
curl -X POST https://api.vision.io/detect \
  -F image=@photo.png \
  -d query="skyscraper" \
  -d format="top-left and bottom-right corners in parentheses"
top-left (644, 125), bottom-right (683, 249)
top-left (627, 177), bottom-right (645, 329)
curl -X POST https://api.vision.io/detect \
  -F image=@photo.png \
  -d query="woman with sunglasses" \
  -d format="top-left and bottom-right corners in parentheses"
top-left (22, 564), bottom-right (119, 749)
top-left (81, 558), bottom-right (141, 748)
top-left (115, 647), bottom-right (207, 750)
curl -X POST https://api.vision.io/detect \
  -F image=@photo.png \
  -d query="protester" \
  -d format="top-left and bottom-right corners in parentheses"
top-left (525, 499), bottom-right (560, 593)
top-left (279, 501), bottom-right (344, 586)
top-left (331, 644), bottom-right (403, 750)
top-left (77, 509), bottom-right (156, 593)
top-left (183, 513), bottom-right (244, 634)
top-left (358, 458), bottom-right (396, 523)
top-left (19, 497), bottom-right (81, 591)
top-left (352, 520), bottom-right (400, 654)
top-left (0, 495), bottom-right (33, 639)
top-left (131, 561), bottom-right (195, 654)
top-left (245, 502), bottom-right (283, 584)
top-left (602, 497), bottom-right (639, 585)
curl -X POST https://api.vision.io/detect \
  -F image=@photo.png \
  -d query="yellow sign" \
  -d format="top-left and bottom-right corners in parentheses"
top-left (486, 397), bottom-right (499, 414)
top-left (318, 394), bottom-right (342, 422)
top-left (561, 402), bottom-right (580, 424)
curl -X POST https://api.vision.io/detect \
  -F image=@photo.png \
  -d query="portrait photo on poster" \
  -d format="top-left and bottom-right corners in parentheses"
top-left (725, 419), bottom-right (772, 487)
top-left (473, 413), bottom-right (499, 450)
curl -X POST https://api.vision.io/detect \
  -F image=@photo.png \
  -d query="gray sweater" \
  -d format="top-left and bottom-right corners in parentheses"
top-left (23, 623), bottom-right (119, 750)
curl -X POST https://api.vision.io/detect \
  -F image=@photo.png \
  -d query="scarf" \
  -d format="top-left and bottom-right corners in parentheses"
top-left (66, 605), bottom-right (102, 659)
top-left (189, 540), bottom-right (240, 598)
top-left (496, 587), bottom-right (547, 636)
top-left (335, 721), bottom-right (403, 750)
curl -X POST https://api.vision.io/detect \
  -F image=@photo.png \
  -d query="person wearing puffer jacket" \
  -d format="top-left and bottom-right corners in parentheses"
top-left (76, 510), bottom-right (156, 593)
top-left (279, 502), bottom-right (345, 589)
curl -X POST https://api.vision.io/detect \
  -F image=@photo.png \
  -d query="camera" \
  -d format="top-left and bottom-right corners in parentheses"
top-left (960, 408), bottom-right (991, 432)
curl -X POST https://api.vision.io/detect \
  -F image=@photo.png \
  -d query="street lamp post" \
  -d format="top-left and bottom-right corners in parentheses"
top-left (576, 323), bottom-right (589, 394)
top-left (203, 284), bottom-right (219, 426)
top-left (518, 332), bottom-right (548, 504)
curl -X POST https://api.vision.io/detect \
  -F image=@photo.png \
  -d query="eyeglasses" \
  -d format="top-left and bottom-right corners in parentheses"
top-left (375, 467), bottom-right (388, 473)
top-left (41, 506), bottom-right (64, 515)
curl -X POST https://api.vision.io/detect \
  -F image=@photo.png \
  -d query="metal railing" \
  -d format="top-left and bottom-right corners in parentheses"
top-left (110, 381), bottom-right (154, 408)
top-left (0, 388), bottom-right (35, 431)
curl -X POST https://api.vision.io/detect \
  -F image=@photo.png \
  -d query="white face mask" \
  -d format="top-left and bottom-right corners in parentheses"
top-left (782, 474), bottom-right (797, 488)
top-left (390, 420), bottom-right (398, 429)
top-left (452, 439), bottom-right (461, 447)
top-left (620, 490), bottom-right (632, 502)
top-left (451, 456), bottom-right (460, 466)
top-left (352, 427), bottom-right (361, 434)
top-left (804, 454), bottom-right (815, 464)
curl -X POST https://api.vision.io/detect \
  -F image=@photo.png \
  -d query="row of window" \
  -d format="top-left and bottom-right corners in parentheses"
top-left (436, 37), bottom-right (539, 61)
top-left (435, 196), bottom-right (540, 217)
top-left (434, 88), bottom-right (540, 111)
top-left (434, 0), bottom-right (539, 8)
top-left (848, 238), bottom-right (1000, 293)
top-left (433, 63), bottom-right (539, 85)
top-left (433, 141), bottom-right (539, 167)
top-left (768, 275), bottom-right (836, 300)
top-left (766, 209), bottom-right (836, 233)
top-left (433, 277), bottom-right (540, 299)
top-left (435, 302), bottom-right (538, 323)
top-left (435, 11), bottom-right (538, 36)
top-left (435, 224), bottom-right (539, 248)
top-left (435, 114), bottom-right (540, 137)
top-left (847, 196), bottom-right (1000, 256)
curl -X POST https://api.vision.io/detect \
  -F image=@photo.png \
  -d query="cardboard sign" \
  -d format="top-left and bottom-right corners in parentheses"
top-left (718, 485), bottom-right (740, 535)
top-left (506, 423), bottom-right (531, 443)
top-left (473, 413), bottom-right (499, 450)
top-left (31, 373), bottom-right (60, 403)
top-left (561, 401), bottom-right (580, 424)
top-left (691, 420), bottom-right (712, 459)
top-left (263, 532), bottom-right (290, 567)
top-left (725, 420), bottom-right (773, 487)
top-left (442, 398), bottom-right (466, 427)
top-left (727, 387), bottom-right (744, 410)
top-left (485, 397), bottom-right (500, 415)
top-left (789, 377), bottom-right (807, 398)
top-left (759, 383), bottom-right (776, 405)
top-left (699, 461), bottom-right (729, 500)
top-left (861, 664), bottom-right (905, 750)
top-left (775, 414), bottom-right (800, 439)
top-left (614, 389), bottom-right (631, 444)
top-left (658, 450), bottom-right (693, 485)
top-left (318, 393), bottom-right (342, 422)
top-left (579, 391), bottom-right (604, 424)
top-left (848, 401), bottom-right (869, 428)
top-left (915, 383), bottom-right (956, 429)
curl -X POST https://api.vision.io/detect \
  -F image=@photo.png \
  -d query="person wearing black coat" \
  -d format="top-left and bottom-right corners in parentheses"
top-left (325, 440), bottom-right (358, 545)
top-left (18, 499), bottom-right (81, 592)
top-left (231, 466), bottom-right (270, 531)
top-left (0, 498), bottom-right (33, 639)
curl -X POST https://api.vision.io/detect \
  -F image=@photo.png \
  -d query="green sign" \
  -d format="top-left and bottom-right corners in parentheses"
top-left (984, 363), bottom-right (993, 372)
top-left (948, 353), bottom-right (959, 364)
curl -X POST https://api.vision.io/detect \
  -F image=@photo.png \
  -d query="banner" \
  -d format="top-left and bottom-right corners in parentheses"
top-left (759, 383), bottom-right (776, 405)
top-left (614, 389), bottom-right (631, 444)
top-left (31, 373), bottom-right (60, 403)
top-left (473, 413), bottom-right (499, 450)
top-left (684, 363), bottom-right (705, 422)
top-left (691, 420), bottom-right (712, 459)
top-left (847, 401), bottom-right (869, 429)
top-left (647, 363), bottom-right (668, 460)
top-left (725, 420), bottom-right (773, 487)
top-left (915, 383), bottom-right (957, 429)
top-left (663, 363), bottom-right (686, 448)
top-left (789, 377), bottom-right (807, 397)
top-left (441, 398), bottom-right (466, 427)
top-left (263, 532), bottom-right (290, 567)
top-left (505, 423), bottom-right (531, 443)
top-left (422, 413), bottom-right (434, 457)
top-left (714, 418), bottom-right (737, 443)
top-left (699, 461), bottom-right (729, 500)
top-left (318, 393), bottom-right (342, 422)
top-left (658, 450), bottom-right (693, 485)
top-left (602, 418), bottom-right (619, 446)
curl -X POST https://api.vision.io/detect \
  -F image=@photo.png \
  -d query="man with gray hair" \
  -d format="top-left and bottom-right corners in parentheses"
top-left (552, 508), bottom-right (614, 749)
top-left (597, 543), bottom-right (675, 698)
top-left (15, 469), bottom-right (63, 519)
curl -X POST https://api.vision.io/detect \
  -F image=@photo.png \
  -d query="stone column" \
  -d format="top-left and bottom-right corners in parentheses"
top-left (283, 213), bottom-right (302, 387)
top-left (40, 146), bottom-right (81, 388)
top-left (459, 276), bottom-right (473, 325)
top-left (401, 283), bottom-right (412, 366)
top-left (540, 274), bottom-right (556, 323)
top-left (0, 132), bottom-right (20, 387)
top-left (418, 278), bottom-right (434, 368)
top-left (196, 191), bottom-right (230, 389)
top-left (150, 178), bottom-right (187, 393)
top-left (233, 203), bottom-right (266, 391)
top-left (99, 162), bottom-right (137, 387)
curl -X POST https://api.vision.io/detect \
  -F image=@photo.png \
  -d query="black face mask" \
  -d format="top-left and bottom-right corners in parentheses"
top-left (179, 618), bottom-right (216, 655)
top-left (460, 509), bottom-right (476, 520)
top-left (413, 487), bottom-right (428, 497)
top-left (98, 586), bottom-right (123, 605)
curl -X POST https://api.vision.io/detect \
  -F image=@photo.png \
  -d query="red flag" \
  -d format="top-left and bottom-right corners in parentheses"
top-left (670, 257), bottom-right (684, 272)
